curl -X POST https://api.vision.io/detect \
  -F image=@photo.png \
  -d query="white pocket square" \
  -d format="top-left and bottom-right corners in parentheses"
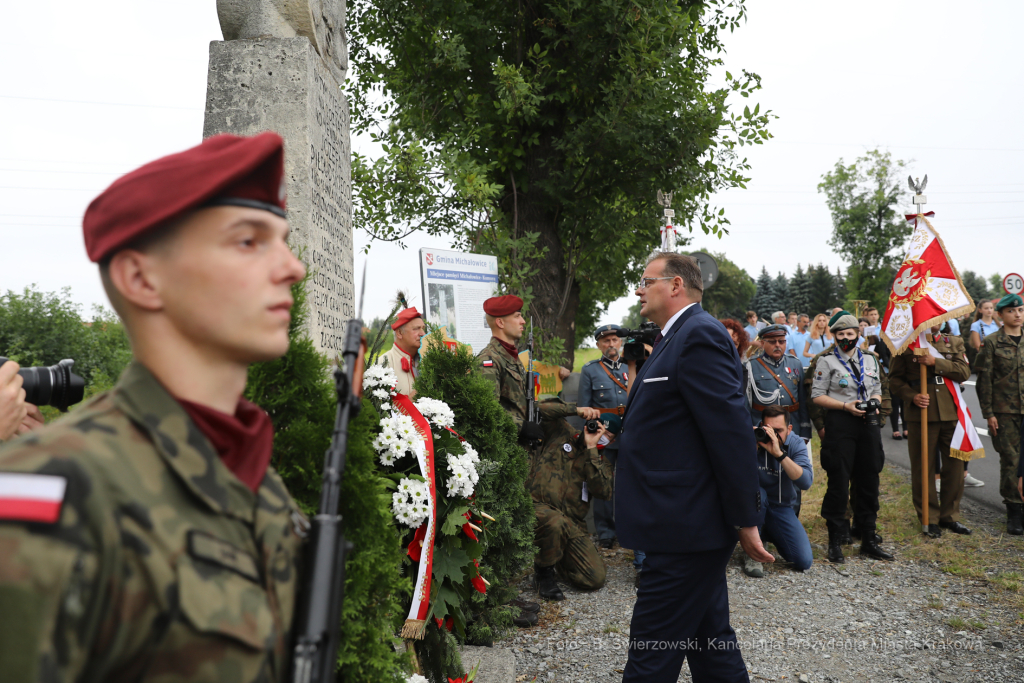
top-left (643, 377), bottom-right (668, 383)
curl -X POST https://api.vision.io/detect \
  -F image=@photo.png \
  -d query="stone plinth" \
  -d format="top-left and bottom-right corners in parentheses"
top-left (203, 37), bottom-right (353, 356)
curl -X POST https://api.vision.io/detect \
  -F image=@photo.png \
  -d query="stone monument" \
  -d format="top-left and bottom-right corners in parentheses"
top-left (204, 0), bottom-right (352, 355)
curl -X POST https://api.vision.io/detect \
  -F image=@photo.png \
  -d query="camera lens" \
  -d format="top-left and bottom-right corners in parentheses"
top-left (0, 357), bottom-right (86, 412)
top-left (585, 419), bottom-right (600, 433)
top-left (753, 426), bottom-right (768, 443)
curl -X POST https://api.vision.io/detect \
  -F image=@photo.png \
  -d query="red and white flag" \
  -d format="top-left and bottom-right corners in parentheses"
top-left (913, 333), bottom-right (984, 461)
top-left (0, 473), bottom-right (67, 523)
top-left (881, 212), bottom-right (975, 355)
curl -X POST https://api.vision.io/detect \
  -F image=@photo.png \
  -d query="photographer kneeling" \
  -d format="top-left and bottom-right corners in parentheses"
top-left (811, 311), bottom-right (893, 564)
top-left (743, 405), bottom-right (814, 577)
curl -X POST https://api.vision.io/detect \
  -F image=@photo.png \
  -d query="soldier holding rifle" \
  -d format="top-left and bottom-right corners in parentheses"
top-left (0, 134), bottom-right (317, 683)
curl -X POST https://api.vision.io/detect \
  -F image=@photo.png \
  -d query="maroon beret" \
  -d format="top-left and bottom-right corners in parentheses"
top-left (83, 132), bottom-right (287, 263)
top-left (483, 295), bottom-right (523, 317)
top-left (391, 307), bottom-right (422, 330)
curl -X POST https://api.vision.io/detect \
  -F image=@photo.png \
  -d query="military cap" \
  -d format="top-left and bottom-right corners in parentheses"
top-left (599, 413), bottom-right (622, 436)
top-left (996, 293), bottom-right (1023, 311)
top-left (594, 324), bottom-right (623, 340)
top-left (758, 324), bottom-right (788, 339)
top-left (483, 295), bottom-right (523, 317)
top-left (83, 132), bottom-right (286, 263)
top-left (391, 307), bottom-right (422, 330)
top-left (828, 310), bottom-right (858, 332)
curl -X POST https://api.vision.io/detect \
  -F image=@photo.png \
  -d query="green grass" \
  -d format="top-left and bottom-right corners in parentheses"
top-left (573, 347), bottom-right (601, 371)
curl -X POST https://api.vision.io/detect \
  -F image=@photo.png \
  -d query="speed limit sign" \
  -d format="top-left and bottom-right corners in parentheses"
top-left (1004, 273), bottom-right (1024, 295)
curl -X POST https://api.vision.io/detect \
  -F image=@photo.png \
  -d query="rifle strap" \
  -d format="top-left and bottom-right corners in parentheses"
top-left (597, 361), bottom-right (629, 393)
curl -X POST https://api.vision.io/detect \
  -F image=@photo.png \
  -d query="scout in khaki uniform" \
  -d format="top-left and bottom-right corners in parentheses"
top-left (889, 325), bottom-right (973, 537)
top-left (975, 293), bottom-right (1024, 534)
top-left (529, 407), bottom-right (612, 600)
top-left (378, 306), bottom-right (426, 397)
top-left (0, 133), bottom-right (309, 683)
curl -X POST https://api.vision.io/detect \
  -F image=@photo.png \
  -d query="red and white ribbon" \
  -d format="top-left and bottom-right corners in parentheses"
top-left (915, 333), bottom-right (985, 461)
top-left (392, 393), bottom-right (437, 639)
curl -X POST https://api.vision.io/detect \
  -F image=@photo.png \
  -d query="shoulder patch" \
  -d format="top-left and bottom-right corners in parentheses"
top-left (0, 472), bottom-right (67, 524)
top-left (563, 443), bottom-right (573, 453)
top-left (482, 360), bottom-right (493, 367)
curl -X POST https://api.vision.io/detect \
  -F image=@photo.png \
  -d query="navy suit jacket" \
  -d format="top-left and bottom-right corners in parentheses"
top-left (615, 303), bottom-right (762, 553)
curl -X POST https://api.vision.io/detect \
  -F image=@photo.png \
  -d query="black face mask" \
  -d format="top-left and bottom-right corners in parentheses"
top-left (836, 337), bottom-right (858, 352)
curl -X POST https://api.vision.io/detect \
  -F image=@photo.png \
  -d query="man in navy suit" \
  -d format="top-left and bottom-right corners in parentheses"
top-left (617, 251), bottom-right (773, 683)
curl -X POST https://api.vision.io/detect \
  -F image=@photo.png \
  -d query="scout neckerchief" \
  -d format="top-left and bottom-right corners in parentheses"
top-left (833, 346), bottom-right (867, 401)
top-left (598, 359), bottom-right (628, 393)
top-left (755, 356), bottom-right (797, 404)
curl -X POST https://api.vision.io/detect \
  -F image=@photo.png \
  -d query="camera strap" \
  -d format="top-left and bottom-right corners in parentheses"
top-left (755, 357), bottom-right (797, 405)
top-left (598, 360), bottom-right (629, 393)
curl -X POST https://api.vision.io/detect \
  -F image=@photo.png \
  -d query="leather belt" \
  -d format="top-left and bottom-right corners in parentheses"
top-left (912, 376), bottom-right (946, 385)
top-left (597, 406), bottom-right (626, 416)
top-left (753, 403), bottom-right (800, 413)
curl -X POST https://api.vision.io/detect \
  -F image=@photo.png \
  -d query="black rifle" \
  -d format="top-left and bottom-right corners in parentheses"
top-left (525, 317), bottom-right (542, 447)
top-left (291, 270), bottom-right (367, 683)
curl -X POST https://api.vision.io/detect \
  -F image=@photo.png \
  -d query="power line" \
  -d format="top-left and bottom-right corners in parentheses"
top-left (0, 95), bottom-right (201, 112)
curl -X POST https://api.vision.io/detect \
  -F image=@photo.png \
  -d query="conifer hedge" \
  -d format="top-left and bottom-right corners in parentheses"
top-left (413, 331), bottom-right (535, 643)
top-left (245, 282), bottom-right (411, 682)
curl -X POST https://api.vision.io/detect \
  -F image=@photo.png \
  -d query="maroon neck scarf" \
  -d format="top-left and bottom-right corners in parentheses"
top-left (493, 336), bottom-right (519, 358)
top-left (178, 398), bottom-right (274, 493)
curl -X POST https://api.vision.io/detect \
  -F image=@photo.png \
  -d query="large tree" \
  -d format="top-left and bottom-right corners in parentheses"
top-left (771, 272), bottom-right (790, 316)
top-left (789, 264), bottom-right (810, 316)
top-left (700, 252), bottom-right (755, 319)
top-left (960, 270), bottom-right (991, 308)
top-left (817, 149), bottom-right (911, 310)
top-left (751, 266), bottom-right (775, 320)
top-left (349, 0), bottom-right (772, 362)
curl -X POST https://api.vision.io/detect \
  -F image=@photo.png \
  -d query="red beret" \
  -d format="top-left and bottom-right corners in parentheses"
top-left (483, 295), bottom-right (523, 317)
top-left (83, 132), bottom-right (287, 263)
top-left (391, 307), bottom-right (422, 330)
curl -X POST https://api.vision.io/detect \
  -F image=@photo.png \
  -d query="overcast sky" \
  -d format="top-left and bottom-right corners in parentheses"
top-left (2, 1), bottom-right (1021, 341)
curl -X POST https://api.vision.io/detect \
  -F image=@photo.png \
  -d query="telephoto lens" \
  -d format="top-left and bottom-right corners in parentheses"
top-left (0, 357), bottom-right (86, 412)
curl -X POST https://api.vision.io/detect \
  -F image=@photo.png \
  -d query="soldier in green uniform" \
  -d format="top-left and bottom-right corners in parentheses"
top-left (476, 295), bottom-right (599, 442)
top-left (528, 406), bottom-right (612, 600)
top-left (975, 293), bottom-right (1024, 534)
top-left (0, 133), bottom-right (310, 683)
top-left (889, 325), bottom-right (973, 537)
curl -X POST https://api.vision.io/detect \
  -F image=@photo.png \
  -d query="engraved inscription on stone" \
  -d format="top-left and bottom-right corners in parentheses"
top-left (307, 67), bottom-right (353, 352)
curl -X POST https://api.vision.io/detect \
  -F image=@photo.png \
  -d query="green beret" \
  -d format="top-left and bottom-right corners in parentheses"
top-left (599, 414), bottom-right (622, 435)
top-left (828, 310), bottom-right (852, 328)
top-left (996, 293), bottom-right (1023, 311)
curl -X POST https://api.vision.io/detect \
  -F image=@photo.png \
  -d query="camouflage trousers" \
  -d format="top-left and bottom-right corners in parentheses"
top-left (991, 413), bottom-right (1023, 504)
top-left (534, 503), bottom-right (606, 590)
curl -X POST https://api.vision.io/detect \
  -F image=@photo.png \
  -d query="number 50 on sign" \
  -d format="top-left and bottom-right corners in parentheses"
top-left (1004, 273), bottom-right (1024, 296)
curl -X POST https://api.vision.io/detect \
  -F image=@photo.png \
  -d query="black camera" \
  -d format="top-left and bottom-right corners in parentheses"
top-left (620, 322), bottom-right (662, 362)
top-left (585, 419), bottom-right (600, 433)
top-left (0, 357), bottom-right (86, 412)
top-left (855, 398), bottom-right (881, 428)
top-left (753, 425), bottom-right (769, 444)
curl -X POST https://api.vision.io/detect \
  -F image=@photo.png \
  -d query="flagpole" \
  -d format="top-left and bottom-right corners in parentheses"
top-left (919, 356), bottom-right (930, 534)
top-left (911, 186), bottom-right (931, 535)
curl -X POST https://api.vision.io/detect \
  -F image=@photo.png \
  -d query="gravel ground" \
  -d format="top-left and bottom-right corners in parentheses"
top-left (498, 473), bottom-right (1024, 682)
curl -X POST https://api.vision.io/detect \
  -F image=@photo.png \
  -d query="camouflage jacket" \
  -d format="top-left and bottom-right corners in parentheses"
top-left (0, 362), bottom-right (306, 683)
top-left (976, 328), bottom-right (1023, 418)
top-left (527, 407), bottom-right (613, 526)
top-left (476, 337), bottom-right (576, 430)
top-left (805, 347), bottom-right (892, 432)
top-left (889, 333), bottom-right (971, 423)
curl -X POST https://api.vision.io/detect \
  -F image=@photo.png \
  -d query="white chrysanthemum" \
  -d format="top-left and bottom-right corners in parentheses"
top-left (392, 477), bottom-right (430, 527)
top-left (407, 675), bottom-right (429, 683)
top-left (414, 397), bottom-right (456, 429)
top-left (363, 365), bottom-right (398, 393)
top-left (444, 452), bottom-right (478, 498)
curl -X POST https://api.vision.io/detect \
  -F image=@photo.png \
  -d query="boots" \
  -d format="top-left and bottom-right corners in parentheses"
top-left (1007, 503), bottom-right (1024, 536)
top-left (860, 532), bottom-right (895, 561)
top-left (535, 564), bottom-right (565, 601)
top-left (827, 527), bottom-right (845, 564)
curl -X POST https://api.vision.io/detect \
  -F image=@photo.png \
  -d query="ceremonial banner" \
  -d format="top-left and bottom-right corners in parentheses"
top-left (913, 333), bottom-right (985, 461)
top-left (391, 393), bottom-right (437, 639)
top-left (881, 213), bottom-right (975, 355)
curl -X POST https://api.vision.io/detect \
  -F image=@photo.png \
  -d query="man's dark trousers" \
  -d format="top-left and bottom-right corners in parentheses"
top-left (625, 546), bottom-right (748, 683)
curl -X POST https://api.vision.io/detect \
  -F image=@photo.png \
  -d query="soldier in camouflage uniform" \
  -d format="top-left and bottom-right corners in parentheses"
top-left (476, 295), bottom-right (598, 443)
top-left (528, 403), bottom-right (612, 600)
top-left (0, 133), bottom-right (309, 683)
top-left (975, 293), bottom-right (1024, 534)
